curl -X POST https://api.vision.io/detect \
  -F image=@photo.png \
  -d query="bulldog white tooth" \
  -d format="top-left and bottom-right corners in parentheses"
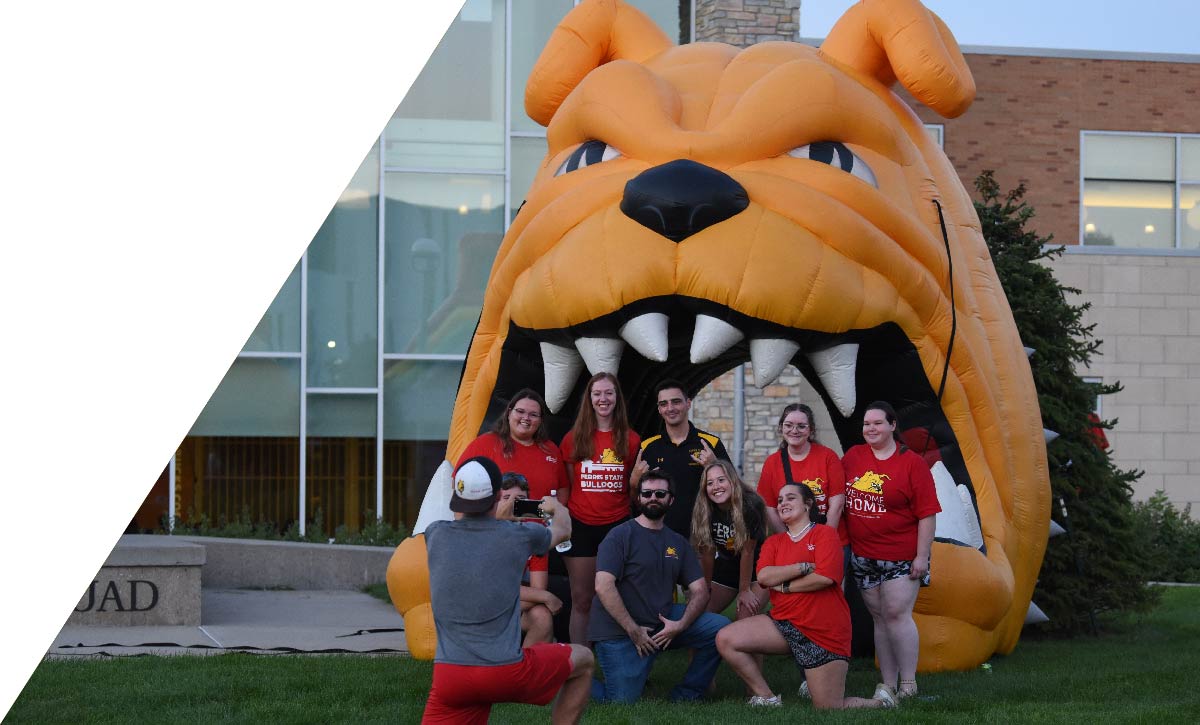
top-left (1048, 520), bottom-right (1067, 538)
top-left (619, 313), bottom-right (669, 362)
top-left (689, 315), bottom-right (744, 363)
top-left (1044, 429), bottom-right (1059, 444)
top-left (413, 460), bottom-right (455, 535)
top-left (1025, 601), bottom-right (1050, 625)
top-left (807, 343), bottom-right (860, 418)
top-left (931, 461), bottom-right (985, 550)
top-left (575, 337), bottom-right (624, 376)
top-left (540, 342), bottom-right (584, 413)
top-left (1024, 346), bottom-right (1035, 358)
top-left (749, 338), bottom-right (800, 388)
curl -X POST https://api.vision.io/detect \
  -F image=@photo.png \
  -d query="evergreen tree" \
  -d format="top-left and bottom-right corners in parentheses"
top-left (973, 171), bottom-right (1157, 635)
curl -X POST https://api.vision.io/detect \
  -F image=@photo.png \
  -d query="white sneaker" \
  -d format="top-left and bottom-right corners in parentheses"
top-left (798, 681), bottom-right (810, 699)
top-left (747, 694), bottom-right (782, 707)
top-left (873, 683), bottom-right (898, 708)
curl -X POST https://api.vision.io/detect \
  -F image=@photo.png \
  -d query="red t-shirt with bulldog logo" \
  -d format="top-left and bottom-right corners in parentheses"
top-left (758, 524), bottom-right (850, 657)
top-left (841, 444), bottom-right (940, 561)
top-left (457, 432), bottom-right (568, 501)
top-left (560, 428), bottom-right (640, 525)
top-left (757, 444), bottom-right (849, 546)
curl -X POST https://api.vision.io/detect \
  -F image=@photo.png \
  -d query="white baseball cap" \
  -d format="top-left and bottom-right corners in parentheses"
top-left (450, 456), bottom-right (502, 514)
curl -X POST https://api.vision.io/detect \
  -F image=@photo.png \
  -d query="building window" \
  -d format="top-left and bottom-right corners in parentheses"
top-left (1081, 132), bottom-right (1200, 249)
top-left (925, 124), bottom-right (944, 148)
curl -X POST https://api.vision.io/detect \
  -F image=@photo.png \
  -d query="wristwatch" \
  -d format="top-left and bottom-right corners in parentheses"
top-left (781, 580), bottom-right (791, 593)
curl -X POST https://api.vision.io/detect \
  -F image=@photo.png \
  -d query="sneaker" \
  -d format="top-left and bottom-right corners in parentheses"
top-left (798, 681), bottom-right (810, 699)
top-left (873, 683), bottom-right (898, 708)
top-left (747, 694), bottom-right (783, 707)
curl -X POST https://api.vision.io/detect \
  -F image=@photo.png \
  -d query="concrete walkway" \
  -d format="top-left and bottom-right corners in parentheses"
top-left (48, 589), bottom-right (408, 658)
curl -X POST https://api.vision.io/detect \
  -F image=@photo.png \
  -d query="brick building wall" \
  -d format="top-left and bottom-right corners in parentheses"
top-left (905, 51), bottom-right (1200, 248)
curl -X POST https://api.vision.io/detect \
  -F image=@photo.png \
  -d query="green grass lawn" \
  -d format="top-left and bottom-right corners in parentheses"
top-left (10, 587), bottom-right (1199, 724)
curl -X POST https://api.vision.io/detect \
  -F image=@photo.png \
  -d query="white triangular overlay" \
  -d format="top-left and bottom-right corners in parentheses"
top-left (0, 2), bottom-right (461, 716)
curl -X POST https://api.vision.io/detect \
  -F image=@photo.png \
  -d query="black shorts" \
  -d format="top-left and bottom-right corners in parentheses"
top-left (561, 515), bottom-right (626, 558)
top-left (772, 619), bottom-right (849, 670)
top-left (712, 555), bottom-right (740, 590)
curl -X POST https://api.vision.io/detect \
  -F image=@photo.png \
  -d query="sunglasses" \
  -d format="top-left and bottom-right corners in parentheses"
top-left (639, 489), bottom-right (671, 500)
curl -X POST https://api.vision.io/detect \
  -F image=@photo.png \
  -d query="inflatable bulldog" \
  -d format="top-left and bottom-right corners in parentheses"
top-left (388, 0), bottom-right (1051, 670)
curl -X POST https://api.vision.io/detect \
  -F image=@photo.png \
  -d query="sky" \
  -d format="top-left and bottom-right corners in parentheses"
top-left (802, 1), bottom-right (1199, 56)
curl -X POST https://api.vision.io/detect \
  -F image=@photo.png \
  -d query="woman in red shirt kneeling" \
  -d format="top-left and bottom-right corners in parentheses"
top-left (715, 482), bottom-right (893, 709)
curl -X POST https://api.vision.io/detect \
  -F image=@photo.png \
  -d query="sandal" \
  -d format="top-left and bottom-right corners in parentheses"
top-left (873, 683), bottom-right (898, 708)
top-left (898, 680), bottom-right (919, 699)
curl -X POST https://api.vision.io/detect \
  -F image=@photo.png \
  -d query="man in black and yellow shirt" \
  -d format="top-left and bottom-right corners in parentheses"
top-left (633, 379), bottom-right (731, 539)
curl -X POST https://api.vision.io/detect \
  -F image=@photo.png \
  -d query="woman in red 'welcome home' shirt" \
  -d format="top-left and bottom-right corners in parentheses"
top-left (841, 400), bottom-right (940, 703)
top-left (558, 372), bottom-right (640, 645)
top-left (457, 388), bottom-right (568, 592)
top-left (715, 482), bottom-right (892, 709)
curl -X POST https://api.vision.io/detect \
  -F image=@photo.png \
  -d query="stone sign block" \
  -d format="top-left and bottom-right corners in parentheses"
top-left (69, 535), bottom-right (205, 626)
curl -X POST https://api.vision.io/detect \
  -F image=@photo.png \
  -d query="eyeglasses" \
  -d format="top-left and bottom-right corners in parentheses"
top-left (782, 423), bottom-right (810, 431)
top-left (639, 489), bottom-right (671, 500)
top-left (511, 407), bottom-right (542, 419)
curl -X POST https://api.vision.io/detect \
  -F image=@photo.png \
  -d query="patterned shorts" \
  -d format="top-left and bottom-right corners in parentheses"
top-left (772, 619), bottom-right (849, 670)
top-left (850, 553), bottom-right (931, 590)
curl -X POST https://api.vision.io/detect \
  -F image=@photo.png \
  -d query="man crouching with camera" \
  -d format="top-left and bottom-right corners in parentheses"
top-left (422, 456), bottom-right (594, 724)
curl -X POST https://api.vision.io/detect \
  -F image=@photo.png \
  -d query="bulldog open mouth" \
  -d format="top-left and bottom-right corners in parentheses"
top-left (488, 308), bottom-right (986, 555)
top-left (390, 0), bottom-right (1051, 671)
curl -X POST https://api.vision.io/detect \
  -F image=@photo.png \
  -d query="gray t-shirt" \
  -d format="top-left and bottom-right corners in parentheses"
top-left (425, 517), bottom-right (551, 665)
top-left (587, 518), bottom-right (703, 642)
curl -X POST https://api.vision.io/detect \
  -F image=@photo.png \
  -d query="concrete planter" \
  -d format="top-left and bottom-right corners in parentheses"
top-left (170, 535), bottom-right (394, 591)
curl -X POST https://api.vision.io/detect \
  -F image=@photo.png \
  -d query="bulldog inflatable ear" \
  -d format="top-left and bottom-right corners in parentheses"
top-left (524, 0), bottom-right (673, 127)
top-left (820, 0), bottom-right (975, 118)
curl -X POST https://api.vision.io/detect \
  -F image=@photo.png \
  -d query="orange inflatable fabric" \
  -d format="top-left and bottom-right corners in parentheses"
top-left (388, 0), bottom-right (1050, 672)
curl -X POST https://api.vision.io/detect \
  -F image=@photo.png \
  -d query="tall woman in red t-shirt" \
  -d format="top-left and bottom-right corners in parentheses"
top-left (842, 400), bottom-right (940, 701)
top-left (715, 483), bottom-right (891, 709)
top-left (456, 388), bottom-right (568, 591)
top-left (757, 403), bottom-right (847, 546)
top-left (558, 372), bottom-right (640, 645)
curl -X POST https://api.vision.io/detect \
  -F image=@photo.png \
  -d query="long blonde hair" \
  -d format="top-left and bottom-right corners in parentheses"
top-left (691, 460), bottom-right (763, 554)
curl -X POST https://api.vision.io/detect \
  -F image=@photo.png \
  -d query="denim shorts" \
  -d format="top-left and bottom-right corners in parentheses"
top-left (850, 553), bottom-right (931, 590)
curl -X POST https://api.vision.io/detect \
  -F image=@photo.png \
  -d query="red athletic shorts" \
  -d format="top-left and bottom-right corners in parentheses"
top-left (527, 554), bottom-right (548, 573)
top-left (421, 643), bottom-right (573, 724)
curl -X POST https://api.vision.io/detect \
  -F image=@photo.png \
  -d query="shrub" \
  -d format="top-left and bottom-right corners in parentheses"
top-left (161, 507), bottom-right (406, 547)
top-left (1131, 492), bottom-right (1200, 583)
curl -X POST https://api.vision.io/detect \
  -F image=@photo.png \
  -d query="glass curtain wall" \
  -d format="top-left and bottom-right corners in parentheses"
top-left (163, 0), bottom-right (687, 535)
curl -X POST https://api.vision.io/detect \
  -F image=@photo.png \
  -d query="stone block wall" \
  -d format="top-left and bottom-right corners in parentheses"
top-left (692, 364), bottom-right (844, 491)
top-left (1048, 252), bottom-right (1200, 512)
top-left (694, 0), bottom-right (799, 45)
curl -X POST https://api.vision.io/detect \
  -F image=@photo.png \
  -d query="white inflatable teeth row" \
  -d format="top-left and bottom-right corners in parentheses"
top-left (538, 313), bottom-right (860, 415)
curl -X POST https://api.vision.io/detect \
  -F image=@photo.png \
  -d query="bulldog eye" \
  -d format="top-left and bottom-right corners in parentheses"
top-left (787, 141), bottom-right (878, 188)
top-left (554, 140), bottom-right (622, 176)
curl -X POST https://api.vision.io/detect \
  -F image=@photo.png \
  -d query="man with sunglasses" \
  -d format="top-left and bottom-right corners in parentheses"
top-left (587, 469), bottom-right (730, 703)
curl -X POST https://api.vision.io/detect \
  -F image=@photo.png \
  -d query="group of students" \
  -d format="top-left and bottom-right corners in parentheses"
top-left (422, 372), bottom-right (941, 722)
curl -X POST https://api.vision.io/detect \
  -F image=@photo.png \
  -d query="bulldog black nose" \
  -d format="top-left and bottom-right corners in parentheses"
top-left (620, 159), bottom-right (749, 242)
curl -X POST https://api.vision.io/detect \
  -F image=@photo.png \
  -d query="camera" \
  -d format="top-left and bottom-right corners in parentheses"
top-left (512, 499), bottom-right (545, 518)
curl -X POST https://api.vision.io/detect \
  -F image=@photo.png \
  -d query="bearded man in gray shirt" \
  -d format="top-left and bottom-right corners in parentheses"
top-left (422, 456), bottom-right (594, 724)
top-left (588, 468), bottom-right (730, 703)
